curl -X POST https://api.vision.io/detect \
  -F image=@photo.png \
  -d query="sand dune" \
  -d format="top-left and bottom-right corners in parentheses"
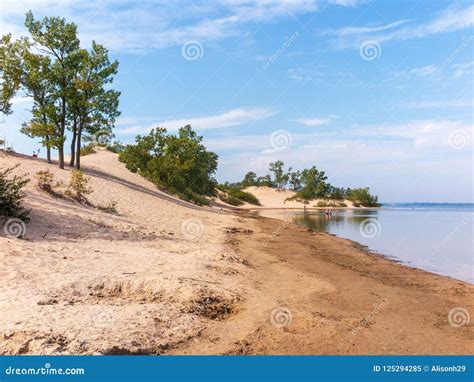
top-left (0, 150), bottom-right (244, 354)
top-left (242, 186), bottom-right (356, 209)
top-left (0, 150), bottom-right (472, 355)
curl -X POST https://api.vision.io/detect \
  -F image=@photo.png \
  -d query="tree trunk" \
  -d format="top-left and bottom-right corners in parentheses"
top-left (70, 121), bottom-right (77, 167)
top-left (58, 98), bottom-right (66, 169)
top-left (75, 126), bottom-right (82, 170)
top-left (45, 136), bottom-right (52, 163)
top-left (58, 145), bottom-right (64, 169)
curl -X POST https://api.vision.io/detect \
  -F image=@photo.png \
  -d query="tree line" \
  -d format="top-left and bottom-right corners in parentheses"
top-left (0, 11), bottom-right (120, 169)
top-left (224, 160), bottom-right (380, 207)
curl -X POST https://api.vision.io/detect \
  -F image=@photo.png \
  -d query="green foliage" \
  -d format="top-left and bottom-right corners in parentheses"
top-left (227, 188), bottom-right (261, 205)
top-left (119, 126), bottom-right (217, 205)
top-left (295, 166), bottom-right (329, 202)
top-left (66, 169), bottom-right (93, 201)
top-left (241, 171), bottom-right (257, 187)
top-left (2, 12), bottom-right (120, 169)
top-left (80, 144), bottom-right (96, 156)
top-left (35, 169), bottom-right (56, 193)
top-left (289, 170), bottom-right (302, 191)
top-left (0, 165), bottom-right (30, 221)
top-left (106, 140), bottom-right (124, 153)
top-left (347, 187), bottom-right (380, 207)
top-left (0, 34), bottom-right (24, 115)
top-left (218, 185), bottom-right (261, 206)
top-left (219, 193), bottom-right (244, 206)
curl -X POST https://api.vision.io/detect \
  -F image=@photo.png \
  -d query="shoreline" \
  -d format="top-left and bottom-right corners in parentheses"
top-left (173, 210), bottom-right (473, 354)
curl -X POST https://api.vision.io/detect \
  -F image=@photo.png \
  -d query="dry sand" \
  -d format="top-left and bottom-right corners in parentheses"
top-left (241, 186), bottom-right (356, 209)
top-left (0, 150), bottom-right (472, 355)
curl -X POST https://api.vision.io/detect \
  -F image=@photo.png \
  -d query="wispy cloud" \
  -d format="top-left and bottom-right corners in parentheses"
top-left (325, 4), bottom-right (474, 47)
top-left (397, 99), bottom-right (473, 110)
top-left (295, 114), bottom-right (340, 126)
top-left (0, 0), bottom-right (319, 53)
top-left (118, 107), bottom-right (278, 135)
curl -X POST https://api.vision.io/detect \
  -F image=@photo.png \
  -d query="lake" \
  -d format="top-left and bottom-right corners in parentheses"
top-left (259, 204), bottom-right (473, 284)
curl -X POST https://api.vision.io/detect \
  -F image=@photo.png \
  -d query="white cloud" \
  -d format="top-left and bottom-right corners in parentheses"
top-left (10, 96), bottom-right (34, 106)
top-left (326, 4), bottom-right (474, 47)
top-left (0, 0), bottom-right (319, 53)
top-left (398, 99), bottom-right (473, 110)
top-left (295, 115), bottom-right (339, 126)
top-left (117, 107), bottom-right (278, 135)
top-left (327, 0), bottom-right (365, 6)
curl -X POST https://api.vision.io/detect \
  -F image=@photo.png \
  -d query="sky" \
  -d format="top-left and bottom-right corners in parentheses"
top-left (0, 0), bottom-right (473, 202)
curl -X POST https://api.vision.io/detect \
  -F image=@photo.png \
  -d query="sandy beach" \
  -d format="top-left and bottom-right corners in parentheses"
top-left (0, 150), bottom-right (472, 355)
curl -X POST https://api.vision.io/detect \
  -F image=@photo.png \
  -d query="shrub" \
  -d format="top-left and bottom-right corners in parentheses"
top-left (35, 169), bottom-right (62, 196)
top-left (347, 188), bottom-right (380, 207)
top-left (97, 200), bottom-right (118, 214)
top-left (106, 141), bottom-right (124, 153)
top-left (337, 202), bottom-right (347, 207)
top-left (119, 126), bottom-right (218, 205)
top-left (80, 144), bottom-right (96, 156)
top-left (219, 193), bottom-right (244, 206)
top-left (228, 188), bottom-right (261, 205)
top-left (0, 165), bottom-right (30, 221)
top-left (66, 169), bottom-right (93, 202)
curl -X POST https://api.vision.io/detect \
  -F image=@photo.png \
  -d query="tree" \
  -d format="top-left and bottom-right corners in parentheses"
top-left (0, 35), bottom-right (23, 115)
top-left (241, 171), bottom-right (257, 187)
top-left (347, 187), bottom-right (380, 207)
top-left (269, 160), bottom-right (286, 189)
top-left (289, 170), bottom-right (302, 191)
top-left (119, 126), bottom-right (218, 205)
top-left (69, 42), bottom-right (120, 169)
top-left (296, 166), bottom-right (329, 203)
top-left (24, 11), bottom-right (80, 169)
top-left (19, 48), bottom-right (57, 163)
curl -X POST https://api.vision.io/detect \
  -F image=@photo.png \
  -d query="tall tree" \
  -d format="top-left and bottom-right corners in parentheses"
top-left (19, 48), bottom-right (57, 163)
top-left (70, 42), bottom-right (120, 169)
top-left (24, 11), bottom-right (80, 169)
top-left (269, 160), bottom-right (286, 189)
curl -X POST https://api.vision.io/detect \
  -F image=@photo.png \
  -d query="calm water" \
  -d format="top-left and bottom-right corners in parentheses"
top-left (263, 204), bottom-right (473, 283)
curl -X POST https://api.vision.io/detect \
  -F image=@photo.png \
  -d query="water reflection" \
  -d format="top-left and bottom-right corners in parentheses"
top-left (262, 207), bottom-right (473, 283)
top-left (293, 209), bottom-right (379, 232)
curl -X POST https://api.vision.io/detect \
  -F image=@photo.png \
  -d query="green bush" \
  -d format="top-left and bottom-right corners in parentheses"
top-left (217, 185), bottom-right (261, 206)
top-left (347, 188), bottom-right (380, 207)
top-left (80, 144), bottom-right (96, 156)
top-left (219, 193), bottom-right (244, 206)
top-left (227, 188), bottom-right (260, 205)
top-left (66, 169), bottom-right (93, 202)
top-left (119, 126), bottom-right (217, 205)
top-left (0, 165), bottom-right (30, 221)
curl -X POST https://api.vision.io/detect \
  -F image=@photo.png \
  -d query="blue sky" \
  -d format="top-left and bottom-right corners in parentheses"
top-left (0, 0), bottom-right (473, 202)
